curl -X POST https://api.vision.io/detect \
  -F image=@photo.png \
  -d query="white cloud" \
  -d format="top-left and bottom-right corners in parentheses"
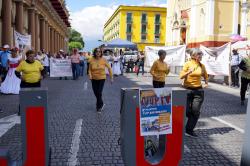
top-left (70, 5), bottom-right (117, 40)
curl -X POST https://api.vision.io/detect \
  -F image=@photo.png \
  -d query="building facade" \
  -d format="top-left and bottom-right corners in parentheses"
top-left (0, 0), bottom-right (70, 53)
top-left (166, 0), bottom-right (250, 48)
top-left (104, 5), bottom-right (167, 51)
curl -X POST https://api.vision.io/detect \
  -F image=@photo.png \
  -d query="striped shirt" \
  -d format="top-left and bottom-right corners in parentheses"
top-left (70, 54), bottom-right (80, 64)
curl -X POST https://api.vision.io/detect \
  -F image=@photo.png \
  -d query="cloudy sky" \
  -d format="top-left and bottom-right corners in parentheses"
top-left (67, 0), bottom-right (167, 51)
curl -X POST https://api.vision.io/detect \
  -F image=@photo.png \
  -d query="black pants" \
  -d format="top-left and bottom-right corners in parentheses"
top-left (20, 81), bottom-right (41, 88)
top-left (136, 63), bottom-right (144, 75)
top-left (0, 66), bottom-right (8, 81)
top-left (241, 77), bottom-right (250, 101)
top-left (186, 89), bottom-right (204, 132)
top-left (153, 81), bottom-right (165, 88)
top-left (231, 66), bottom-right (239, 86)
top-left (72, 63), bottom-right (80, 80)
top-left (91, 79), bottom-right (105, 109)
top-left (87, 63), bottom-right (90, 75)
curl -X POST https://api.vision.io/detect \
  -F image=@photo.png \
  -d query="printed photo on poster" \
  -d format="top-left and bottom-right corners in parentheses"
top-left (140, 88), bottom-right (172, 136)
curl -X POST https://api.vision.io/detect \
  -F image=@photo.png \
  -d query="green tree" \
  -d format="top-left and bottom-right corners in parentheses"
top-left (69, 28), bottom-right (84, 47)
top-left (69, 41), bottom-right (83, 52)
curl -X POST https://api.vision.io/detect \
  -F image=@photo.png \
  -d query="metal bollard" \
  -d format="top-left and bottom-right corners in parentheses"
top-left (120, 88), bottom-right (186, 166)
top-left (241, 94), bottom-right (250, 166)
top-left (20, 88), bottom-right (49, 166)
top-left (0, 149), bottom-right (10, 166)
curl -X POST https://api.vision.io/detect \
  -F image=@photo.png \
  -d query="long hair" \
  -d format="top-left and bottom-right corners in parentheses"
top-left (93, 48), bottom-right (103, 58)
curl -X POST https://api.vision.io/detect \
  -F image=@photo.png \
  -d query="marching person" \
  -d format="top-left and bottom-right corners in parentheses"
top-left (180, 48), bottom-right (208, 137)
top-left (150, 50), bottom-right (170, 88)
top-left (88, 47), bottom-right (113, 113)
top-left (136, 52), bottom-right (145, 76)
top-left (113, 52), bottom-right (121, 76)
top-left (15, 50), bottom-right (45, 88)
top-left (70, 48), bottom-right (81, 80)
top-left (231, 49), bottom-right (240, 88)
top-left (0, 44), bottom-right (11, 81)
top-left (0, 48), bottom-right (21, 94)
top-left (238, 54), bottom-right (250, 106)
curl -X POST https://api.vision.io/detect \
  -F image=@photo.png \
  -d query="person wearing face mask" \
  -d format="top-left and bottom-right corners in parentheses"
top-left (88, 47), bottom-right (113, 113)
top-left (150, 50), bottom-right (170, 88)
top-left (15, 50), bottom-right (45, 88)
top-left (180, 48), bottom-right (208, 138)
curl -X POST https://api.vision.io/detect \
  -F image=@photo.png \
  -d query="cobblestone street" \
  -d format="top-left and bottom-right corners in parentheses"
top-left (0, 73), bottom-right (247, 165)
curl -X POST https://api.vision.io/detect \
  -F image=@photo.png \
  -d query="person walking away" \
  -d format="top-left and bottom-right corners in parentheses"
top-left (231, 49), bottom-right (240, 88)
top-left (0, 48), bottom-right (21, 94)
top-left (180, 48), bottom-right (208, 137)
top-left (0, 44), bottom-right (11, 81)
top-left (89, 48), bottom-right (113, 113)
top-left (238, 54), bottom-right (250, 106)
top-left (79, 51), bottom-right (85, 76)
top-left (150, 50), bottom-right (170, 88)
top-left (136, 52), bottom-right (145, 76)
top-left (15, 50), bottom-right (45, 88)
top-left (42, 52), bottom-right (49, 77)
top-left (120, 52), bottom-right (125, 75)
top-left (70, 48), bottom-right (81, 80)
top-left (113, 53), bottom-right (121, 76)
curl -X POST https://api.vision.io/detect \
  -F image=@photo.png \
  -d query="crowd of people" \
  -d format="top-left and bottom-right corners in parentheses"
top-left (1, 43), bottom-right (250, 137)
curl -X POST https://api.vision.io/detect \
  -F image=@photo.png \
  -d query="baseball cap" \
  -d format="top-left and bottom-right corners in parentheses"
top-left (3, 44), bottom-right (10, 49)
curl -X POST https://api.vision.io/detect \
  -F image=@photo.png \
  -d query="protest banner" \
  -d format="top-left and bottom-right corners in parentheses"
top-left (145, 45), bottom-right (186, 67)
top-left (50, 58), bottom-right (73, 77)
top-left (14, 31), bottom-right (31, 50)
top-left (139, 88), bottom-right (172, 136)
top-left (200, 43), bottom-right (231, 76)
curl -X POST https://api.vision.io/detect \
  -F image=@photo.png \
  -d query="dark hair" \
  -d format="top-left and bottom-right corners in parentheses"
top-left (158, 50), bottom-right (166, 56)
top-left (93, 48), bottom-right (103, 58)
top-left (26, 50), bottom-right (35, 57)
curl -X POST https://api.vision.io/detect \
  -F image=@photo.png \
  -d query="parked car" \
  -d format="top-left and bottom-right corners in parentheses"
top-left (123, 51), bottom-right (138, 64)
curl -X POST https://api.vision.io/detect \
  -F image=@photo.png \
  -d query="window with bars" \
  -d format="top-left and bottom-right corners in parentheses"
top-left (155, 14), bottom-right (161, 24)
top-left (141, 34), bottom-right (147, 42)
top-left (155, 35), bottom-right (160, 43)
top-left (155, 24), bottom-right (160, 35)
top-left (126, 24), bottom-right (132, 33)
top-left (127, 34), bottom-right (132, 41)
top-left (127, 13), bottom-right (132, 23)
top-left (141, 13), bottom-right (147, 24)
top-left (141, 24), bottom-right (147, 34)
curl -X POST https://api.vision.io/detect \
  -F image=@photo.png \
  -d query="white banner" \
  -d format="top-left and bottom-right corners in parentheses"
top-left (200, 43), bottom-right (231, 76)
top-left (145, 45), bottom-right (186, 67)
top-left (14, 31), bottom-right (31, 49)
top-left (231, 40), bottom-right (250, 58)
top-left (50, 58), bottom-right (73, 77)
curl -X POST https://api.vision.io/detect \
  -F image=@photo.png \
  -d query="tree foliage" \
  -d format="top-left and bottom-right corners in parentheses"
top-left (69, 42), bottom-right (83, 52)
top-left (69, 29), bottom-right (84, 47)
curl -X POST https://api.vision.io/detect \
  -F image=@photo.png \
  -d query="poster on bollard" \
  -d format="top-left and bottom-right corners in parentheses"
top-left (139, 88), bottom-right (172, 136)
top-left (50, 58), bottom-right (73, 77)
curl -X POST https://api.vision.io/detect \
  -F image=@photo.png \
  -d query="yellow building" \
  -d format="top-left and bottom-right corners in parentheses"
top-left (103, 5), bottom-right (167, 51)
top-left (166, 0), bottom-right (250, 48)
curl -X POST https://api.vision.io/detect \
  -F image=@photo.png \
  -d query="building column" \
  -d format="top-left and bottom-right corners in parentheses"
top-left (241, 1), bottom-right (248, 37)
top-left (50, 27), bottom-right (53, 54)
top-left (51, 28), bottom-right (55, 54)
top-left (55, 31), bottom-right (58, 53)
top-left (2, 0), bottom-right (12, 46)
top-left (232, 0), bottom-right (240, 34)
top-left (35, 13), bottom-right (40, 52)
top-left (40, 17), bottom-right (45, 50)
top-left (15, 0), bottom-right (24, 34)
top-left (190, 0), bottom-right (197, 38)
top-left (44, 21), bottom-right (48, 51)
top-left (205, 0), bottom-right (215, 36)
top-left (48, 26), bottom-right (51, 53)
top-left (28, 7), bottom-right (36, 49)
